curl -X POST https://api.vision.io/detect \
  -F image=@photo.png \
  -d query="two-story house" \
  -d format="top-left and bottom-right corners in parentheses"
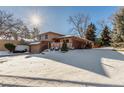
top-left (38, 31), bottom-right (64, 41)
top-left (29, 31), bottom-right (93, 53)
top-left (29, 31), bottom-right (64, 53)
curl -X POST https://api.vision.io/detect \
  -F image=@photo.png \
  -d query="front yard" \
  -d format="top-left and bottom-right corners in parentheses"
top-left (0, 48), bottom-right (124, 87)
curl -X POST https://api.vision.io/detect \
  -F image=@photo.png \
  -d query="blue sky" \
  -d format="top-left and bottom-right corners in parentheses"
top-left (0, 6), bottom-right (119, 35)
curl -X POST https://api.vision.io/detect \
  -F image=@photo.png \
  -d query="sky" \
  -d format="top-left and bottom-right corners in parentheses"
top-left (0, 6), bottom-right (120, 35)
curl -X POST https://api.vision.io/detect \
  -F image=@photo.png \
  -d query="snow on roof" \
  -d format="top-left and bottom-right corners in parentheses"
top-left (29, 42), bottom-right (40, 45)
top-left (22, 38), bottom-right (35, 42)
top-left (54, 35), bottom-right (78, 39)
top-left (40, 31), bottom-right (64, 36)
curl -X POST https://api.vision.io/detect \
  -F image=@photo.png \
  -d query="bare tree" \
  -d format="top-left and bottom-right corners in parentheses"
top-left (0, 10), bottom-right (27, 40)
top-left (68, 13), bottom-right (90, 38)
top-left (31, 27), bottom-right (40, 40)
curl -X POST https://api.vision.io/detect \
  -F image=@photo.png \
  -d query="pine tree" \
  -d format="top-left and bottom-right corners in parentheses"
top-left (101, 26), bottom-right (111, 46)
top-left (61, 40), bottom-right (68, 52)
top-left (85, 23), bottom-right (96, 42)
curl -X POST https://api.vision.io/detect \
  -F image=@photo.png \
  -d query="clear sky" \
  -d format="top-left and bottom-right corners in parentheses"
top-left (0, 6), bottom-right (119, 35)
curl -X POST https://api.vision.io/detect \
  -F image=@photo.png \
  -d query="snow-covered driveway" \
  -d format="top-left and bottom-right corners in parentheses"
top-left (0, 48), bottom-right (124, 87)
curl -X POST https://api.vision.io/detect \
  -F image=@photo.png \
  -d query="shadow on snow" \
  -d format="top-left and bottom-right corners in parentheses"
top-left (31, 48), bottom-right (124, 77)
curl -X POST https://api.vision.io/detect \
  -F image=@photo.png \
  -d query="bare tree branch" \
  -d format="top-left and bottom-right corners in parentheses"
top-left (68, 13), bottom-right (90, 38)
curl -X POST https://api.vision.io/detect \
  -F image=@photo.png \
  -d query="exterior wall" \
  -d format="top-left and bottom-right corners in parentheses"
top-left (30, 41), bottom-right (49, 54)
top-left (30, 44), bottom-right (41, 54)
top-left (51, 37), bottom-right (93, 49)
top-left (0, 40), bottom-right (20, 51)
top-left (40, 33), bottom-right (63, 41)
top-left (72, 38), bottom-right (93, 49)
top-left (59, 38), bottom-right (73, 49)
top-left (51, 37), bottom-right (74, 49)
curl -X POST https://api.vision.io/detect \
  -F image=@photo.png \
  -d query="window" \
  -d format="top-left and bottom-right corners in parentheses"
top-left (66, 39), bottom-right (69, 43)
top-left (45, 34), bottom-right (48, 39)
top-left (63, 39), bottom-right (69, 43)
top-left (55, 39), bottom-right (60, 42)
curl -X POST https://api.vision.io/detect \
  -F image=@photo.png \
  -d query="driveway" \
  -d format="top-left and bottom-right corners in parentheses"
top-left (0, 48), bottom-right (124, 87)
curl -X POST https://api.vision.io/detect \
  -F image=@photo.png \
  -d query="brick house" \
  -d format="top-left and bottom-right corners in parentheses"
top-left (29, 31), bottom-right (93, 53)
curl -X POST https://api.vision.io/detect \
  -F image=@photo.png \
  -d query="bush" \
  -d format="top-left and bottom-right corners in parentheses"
top-left (4, 43), bottom-right (16, 52)
top-left (111, 42), bottom-right (124, 48)
top-left (61, 40), bottom-right (68, 52)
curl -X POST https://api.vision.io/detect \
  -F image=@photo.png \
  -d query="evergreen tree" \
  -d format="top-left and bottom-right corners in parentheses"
top-left (61, 40), bottom-right (68, 52)
top-left (112, 8), bottom-right (124, 43)
top-left (101, 26), bottom-right (111, 46)
top-left (85, 23), bottom-right (96, 42)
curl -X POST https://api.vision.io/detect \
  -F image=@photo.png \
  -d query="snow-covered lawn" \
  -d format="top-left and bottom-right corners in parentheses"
top-left (0, 48), bottom-right (124, 87)
top-left (0, 51), bottom-right (13, 57)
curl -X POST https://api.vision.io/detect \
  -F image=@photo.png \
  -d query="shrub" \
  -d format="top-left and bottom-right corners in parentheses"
top-left (111, 42), bottom-right (124, 48)
top-left (61, 40), bottom-right (68, 52)
top-left (4, 43), bottom-right (16, 52)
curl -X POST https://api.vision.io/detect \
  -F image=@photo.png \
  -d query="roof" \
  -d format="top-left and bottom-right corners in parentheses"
top-left (40, 31), bottom-right (64, 36)
top-left (29, 42), bottom-right (40, 45)
top-left (53, 35), bottom-right (93, 42)
top-left (54, 35), bottom-right (76, 39)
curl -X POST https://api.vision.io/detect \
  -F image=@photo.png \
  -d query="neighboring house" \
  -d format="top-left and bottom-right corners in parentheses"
top-left (0, 40), bottom-right (20, 51)
top-left (29, 31), bottom-right (93, 53)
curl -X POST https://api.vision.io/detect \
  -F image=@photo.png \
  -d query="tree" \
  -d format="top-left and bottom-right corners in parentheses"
top-left (111, 7), bottom-right (124, 43)
top-left (68, 13), bottom-right (90, 38)
top-left (31, 27), bottom-right (40, 40)
top-left (101, 26), bottom-right (111, 46)
top-left (18, 25), bottom-right (31, 39)
top-left (61, 40), bottom-right (68, 52)
top-left (4, 43), bottom-right (16, 52)
top-left (85, 23), bottom-right (96, 42)
top-left (0, 10), bottom-right (29, 40)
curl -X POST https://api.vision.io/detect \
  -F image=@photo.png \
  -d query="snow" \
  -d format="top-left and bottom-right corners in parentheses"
top-left (0, 51), bottom-right (12, 57)
top-left (0, 48), bottom-right (124, 86)
top-left (29, 42), bottom-right (40, 45)
top-left (55, 35), bottom-right (78, 39)
top-left (22, 38), bottom-right (36, 43)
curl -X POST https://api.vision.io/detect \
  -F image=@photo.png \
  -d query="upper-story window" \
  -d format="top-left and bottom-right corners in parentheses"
top-left (45, 34), bottom-right (48, 39)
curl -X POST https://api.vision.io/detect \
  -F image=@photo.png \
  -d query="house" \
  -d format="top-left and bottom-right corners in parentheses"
top-left (52, 35), bottom-right (93, 49)
top-left (29, 32), bottom-right (64, 53)
top-left (38, 31), bottom-right (64, 41)
top-left (29, 31), bottom-right (93, 53)
top-left (0, 40), bottom-right (20, 51)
